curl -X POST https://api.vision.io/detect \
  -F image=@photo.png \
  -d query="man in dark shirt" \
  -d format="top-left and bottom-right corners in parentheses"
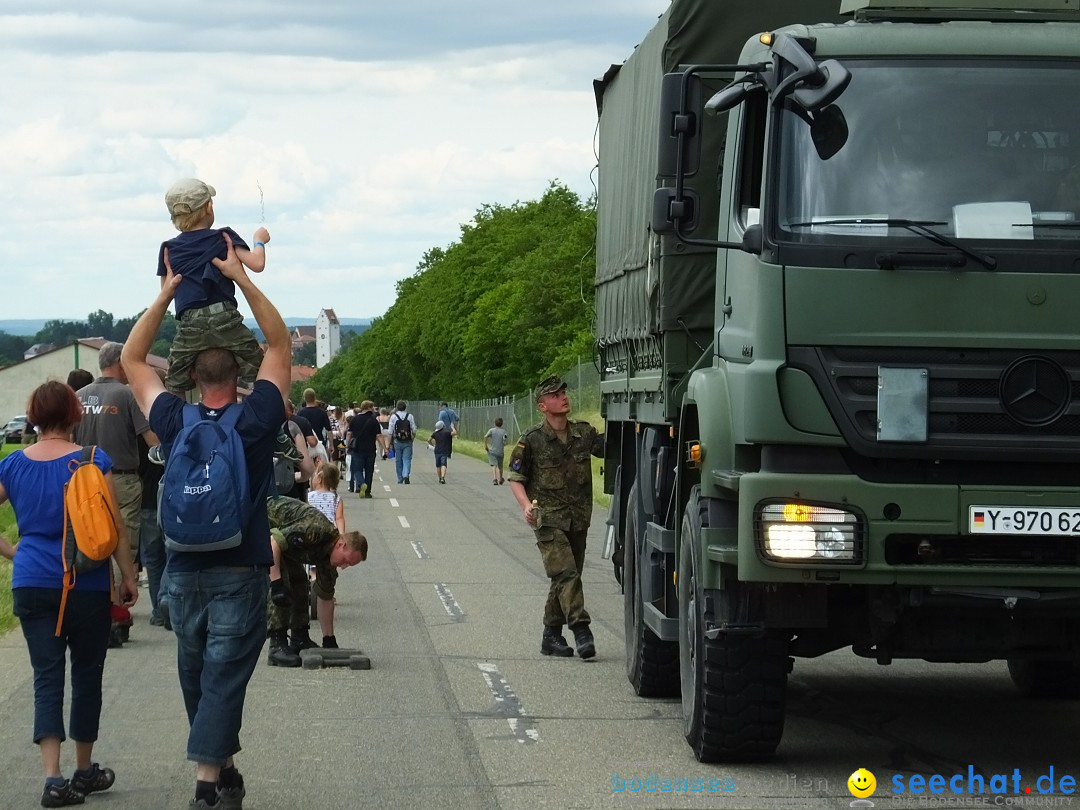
top-left (346, 401), bottom-right (382, 497)
top-left (296, 387), bottom-right (332, 443)
top-left (123, 232), bottom-right (291, 810)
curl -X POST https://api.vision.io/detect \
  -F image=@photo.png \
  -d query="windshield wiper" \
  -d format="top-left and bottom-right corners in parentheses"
top-left (789, 218), bottom-right (997, 270)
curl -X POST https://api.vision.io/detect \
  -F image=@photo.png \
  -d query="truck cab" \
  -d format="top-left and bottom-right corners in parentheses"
top-left (596, 0), bottom-right (1080, 762)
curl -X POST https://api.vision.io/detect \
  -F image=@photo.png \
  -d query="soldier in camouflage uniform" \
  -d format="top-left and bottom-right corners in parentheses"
top-left (265, 496), bottom-right (368, 667)
top-left (508, 375), bottom-right (605, 659)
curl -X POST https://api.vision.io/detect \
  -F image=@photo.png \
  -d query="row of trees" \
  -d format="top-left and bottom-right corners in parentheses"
top-left (0, 311), bottom-right (180, 367)
top-left (305, 183), bottom-right (597, 406)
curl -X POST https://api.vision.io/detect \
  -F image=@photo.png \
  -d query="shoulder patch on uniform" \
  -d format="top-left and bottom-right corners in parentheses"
top-left (509, 456), bottom-right (523, 472)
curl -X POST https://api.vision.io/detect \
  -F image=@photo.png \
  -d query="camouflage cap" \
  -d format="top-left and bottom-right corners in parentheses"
top-left (165, 178), bottom-right (216, 216)
top-left (534, 375), bottom-right (567, 403)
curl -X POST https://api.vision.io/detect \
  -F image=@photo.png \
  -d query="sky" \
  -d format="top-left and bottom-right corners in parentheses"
top-left (0, 0), bottom-right (670, 322)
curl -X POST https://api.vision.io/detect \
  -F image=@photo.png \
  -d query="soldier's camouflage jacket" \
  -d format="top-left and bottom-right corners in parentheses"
top-left (266, 496), bottom-right (338, 564)
top-left (507, 420), bottom-right (604, 532)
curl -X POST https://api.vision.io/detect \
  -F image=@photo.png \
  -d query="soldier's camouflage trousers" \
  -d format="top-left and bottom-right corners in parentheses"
top-left (534, 526), bottom-right (590, 629)
top-left (266, 555), bottom-right (338, 631)
top-left (166, 303), bottom-right (263, 392)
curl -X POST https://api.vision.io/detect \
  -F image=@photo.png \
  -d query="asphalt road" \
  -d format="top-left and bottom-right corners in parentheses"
top-left (0, 451), bottom-right (1077, 809)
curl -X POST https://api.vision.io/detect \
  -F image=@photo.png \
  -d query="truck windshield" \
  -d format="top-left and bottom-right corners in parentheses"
top-left (777, 60), bottom-right (1080, 245)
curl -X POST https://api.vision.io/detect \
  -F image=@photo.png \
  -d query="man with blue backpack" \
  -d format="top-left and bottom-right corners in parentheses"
top-left (122, 232), bottom-right (291, 810)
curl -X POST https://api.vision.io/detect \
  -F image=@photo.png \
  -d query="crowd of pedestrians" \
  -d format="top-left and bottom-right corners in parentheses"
top-left (0, 178), bottom-right (604, 810)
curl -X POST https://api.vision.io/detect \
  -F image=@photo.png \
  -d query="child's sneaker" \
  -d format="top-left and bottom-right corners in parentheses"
top-left (70, 763), bottom-right (114, 795)
top-left (273, 430), bottom-right (305, 463)
top-left (41, 779), bottom-right (85, 807)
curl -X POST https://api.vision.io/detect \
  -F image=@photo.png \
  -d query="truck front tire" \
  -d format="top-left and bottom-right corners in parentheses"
top-left (679, 487), bottom-right (788, 762)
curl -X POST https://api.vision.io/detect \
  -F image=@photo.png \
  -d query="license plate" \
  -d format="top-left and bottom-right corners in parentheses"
top-left (968, 506), bottom-right (1080, 535)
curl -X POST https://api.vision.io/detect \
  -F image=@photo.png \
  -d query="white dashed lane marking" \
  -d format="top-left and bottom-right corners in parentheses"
top-left (398, 515), bottom-right (410, 529)
top-left (389, 498), bottom-right (399, 508)
top-left (411, 541), bottom-right (427, 559)
top-left (477, 663), bottom-right (539, 744)
top-left (434, 584), bottom-right (465, 622)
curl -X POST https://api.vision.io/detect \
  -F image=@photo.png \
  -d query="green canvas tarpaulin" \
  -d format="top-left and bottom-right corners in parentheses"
top-left (594, 0), bottom-right (846, 345)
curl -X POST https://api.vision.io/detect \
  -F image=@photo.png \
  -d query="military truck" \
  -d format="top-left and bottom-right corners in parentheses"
top-left (595, 0), bottom-right (1080, 762)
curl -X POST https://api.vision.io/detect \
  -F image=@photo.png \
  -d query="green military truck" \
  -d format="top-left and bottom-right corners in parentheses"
top-left (595, 0), bottom-right (1080, 762)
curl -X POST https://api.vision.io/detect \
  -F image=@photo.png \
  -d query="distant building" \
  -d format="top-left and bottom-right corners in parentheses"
top-left (0, 338), bottom-right (170, 423)
top-left (316, 308), bottom-right (340, 368)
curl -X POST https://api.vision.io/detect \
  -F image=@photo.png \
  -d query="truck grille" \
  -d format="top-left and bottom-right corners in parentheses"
top-left (788, 346), bottom-right (1080, 461)
top-left (885, 534), bottom-right (1080, 567)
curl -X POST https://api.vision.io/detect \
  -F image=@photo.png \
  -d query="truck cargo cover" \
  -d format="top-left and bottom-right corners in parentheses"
top-left (594, 0), bottom-right (846, 345)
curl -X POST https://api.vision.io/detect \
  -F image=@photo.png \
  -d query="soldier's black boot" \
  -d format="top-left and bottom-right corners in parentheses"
top-left (267, 630), bottom-right (301, 667)
top-left (289, 626), bottom-right (319, 654)
top-left (540, 626), bottom-right (574, 657)
top-left (571, 624), bottom-right (596, 660)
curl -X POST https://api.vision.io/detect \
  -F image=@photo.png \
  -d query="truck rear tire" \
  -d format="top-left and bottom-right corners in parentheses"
top-left (679, 487), bottom-right (787, 762)
top-left (623, 483), bottom-right (680, 698)
top-left (1007, 658), bottom-right (1080, 699)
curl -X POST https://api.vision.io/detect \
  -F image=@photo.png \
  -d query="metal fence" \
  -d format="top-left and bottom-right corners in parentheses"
top-left (410, 359), bottom-right (600, 442)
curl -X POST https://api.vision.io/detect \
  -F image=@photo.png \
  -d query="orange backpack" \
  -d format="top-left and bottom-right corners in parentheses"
top-left (56, 446), bottom-right (119, 635)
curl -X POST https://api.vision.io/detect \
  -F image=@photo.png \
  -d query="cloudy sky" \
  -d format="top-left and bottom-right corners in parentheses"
top-left (0, 1), bottom-right (669, 322)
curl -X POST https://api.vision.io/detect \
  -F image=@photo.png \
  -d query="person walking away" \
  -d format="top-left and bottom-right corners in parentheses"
top-left (377, 407), bottom-right (391, 458)
top-left (296, 388), bottom-right (332, 448)
top-left (507, 376), bottom-right (605, 660)
top-left (427, 420), bottom-right (455, 484)
top-left (157, 178), bottom-right (269, 392)
top-left (484, 417), bottom-right (509, 485)
top-left (123, 232), bottom-right (290, 810)
top-left (346, 401), bottom-right (381, 497)
top-left (284, 400), bottom-right (316, 501)
top-left (388, 401), bottom-right (417, 484)
top-left (307, 465), bottom-right (346, 538)
top-left (0, 380), bottom-right (138, 807)
top-left (73, 341), bottom-right (160, 645)
top-left (437, 401), bottom-right (460, 434)
top-left (137, 432), bottom-right (168, 628)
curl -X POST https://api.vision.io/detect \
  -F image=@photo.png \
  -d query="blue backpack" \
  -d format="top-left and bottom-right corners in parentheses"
top-left (160, 404), bottom-right (255, 552)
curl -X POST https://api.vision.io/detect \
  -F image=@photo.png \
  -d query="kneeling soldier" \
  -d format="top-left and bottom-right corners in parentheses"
top-left (265, 496), bottom-right (368, 667)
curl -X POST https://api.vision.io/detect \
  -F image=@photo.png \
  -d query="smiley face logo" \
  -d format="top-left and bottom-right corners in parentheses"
top-left (848, 768), bottom-right (876, 798)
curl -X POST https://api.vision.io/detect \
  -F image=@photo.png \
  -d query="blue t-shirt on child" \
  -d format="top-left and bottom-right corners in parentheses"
top-left (157, 226), bottom-right (250, 318)
top-left (0, 448), bottom-right (114, 592)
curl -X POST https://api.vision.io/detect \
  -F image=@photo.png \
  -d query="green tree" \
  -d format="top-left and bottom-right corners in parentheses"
top-left (307, 182), bottom-right (595, 403)
top-left (86, 309), bottom-right (114, 339)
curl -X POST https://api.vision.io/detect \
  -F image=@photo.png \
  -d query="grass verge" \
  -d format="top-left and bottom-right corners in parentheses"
top-left (0, 443), bottom-right (17, 634)
top-left (0, 502), bottom-right (15, 635)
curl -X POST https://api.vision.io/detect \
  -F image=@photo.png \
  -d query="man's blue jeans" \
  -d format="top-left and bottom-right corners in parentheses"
top-left (394, 439), bottom-right (413, 481)
top-left (13, 588), bottom-right (111, 744)
top-left (352, 451), bottom-right (376, 492)
top-left (139, 507), bottom-right (166, 616)
top-left (167, 567), bottom-right (268, 766)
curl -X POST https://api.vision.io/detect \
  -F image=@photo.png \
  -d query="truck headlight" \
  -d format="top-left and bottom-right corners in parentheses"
top-left (757, 502), bottom-right (862, 564)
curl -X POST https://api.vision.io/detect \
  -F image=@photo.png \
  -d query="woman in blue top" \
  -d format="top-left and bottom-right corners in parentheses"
top-left (0, 380), bottom-right (138, 808)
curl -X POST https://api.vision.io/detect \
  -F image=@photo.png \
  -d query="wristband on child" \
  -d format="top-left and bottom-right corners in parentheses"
top-left (254, 241), bottom-right (266, 248)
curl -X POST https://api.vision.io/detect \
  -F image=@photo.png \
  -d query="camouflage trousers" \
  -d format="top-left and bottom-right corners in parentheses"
top-left (266, 555), bottom-right (338, 632)
top-left (534, 526), bottom-right (590, 629)
top-left (166, 303), bottom-right (263, 392)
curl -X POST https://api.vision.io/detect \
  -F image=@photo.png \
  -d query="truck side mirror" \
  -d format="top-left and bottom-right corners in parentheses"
top-left (656, 72), bottom-right (703, 179)
top-left (652, 187), bottom-right (699, 234)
